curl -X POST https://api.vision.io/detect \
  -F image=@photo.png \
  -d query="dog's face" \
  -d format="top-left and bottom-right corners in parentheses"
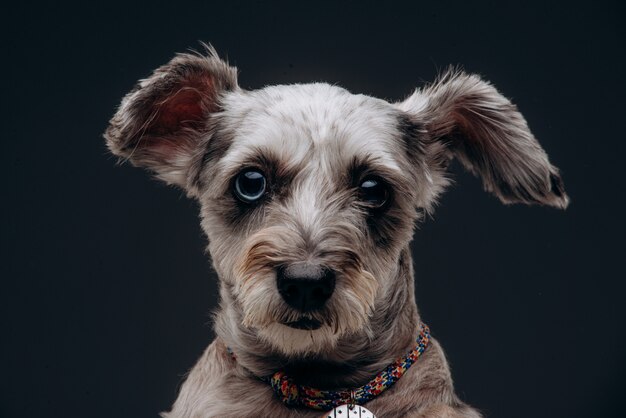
top-left (106, 48), bottom-right (568, 356)
top-left (196, 84), bottom-right (426, 354)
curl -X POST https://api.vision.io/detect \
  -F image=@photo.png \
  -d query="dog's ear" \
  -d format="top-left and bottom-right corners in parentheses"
top-left (398, 69), bottom-right (569, 209)
top-left (104, 46), bottom-right (237, 191)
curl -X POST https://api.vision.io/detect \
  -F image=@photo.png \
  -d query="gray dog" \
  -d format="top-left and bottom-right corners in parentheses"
top-left (105, 46), bottom-right (568, 418)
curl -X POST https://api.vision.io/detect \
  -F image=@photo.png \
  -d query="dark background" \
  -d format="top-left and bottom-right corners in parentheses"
top-left (3, 1), bottom-right (624, 417)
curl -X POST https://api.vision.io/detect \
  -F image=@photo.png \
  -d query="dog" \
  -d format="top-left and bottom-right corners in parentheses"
top-left (105, 45), bottom-right (568, 418)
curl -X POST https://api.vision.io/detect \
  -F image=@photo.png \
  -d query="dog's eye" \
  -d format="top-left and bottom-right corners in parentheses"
top-left (234, 169), bottom-right (267, 202)
top-left (359, 177), bottom-right (389, 208)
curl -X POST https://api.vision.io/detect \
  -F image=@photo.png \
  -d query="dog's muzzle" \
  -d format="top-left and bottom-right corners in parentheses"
top-left (276, 263), bottom-right (335, 315)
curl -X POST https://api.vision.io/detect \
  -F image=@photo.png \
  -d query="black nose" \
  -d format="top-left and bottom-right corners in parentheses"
top-left (277, 264), bottom-right (335, 312)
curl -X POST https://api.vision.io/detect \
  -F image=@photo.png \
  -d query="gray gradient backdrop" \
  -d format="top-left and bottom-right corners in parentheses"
top-left (3, 1), bottom-right (624, 417)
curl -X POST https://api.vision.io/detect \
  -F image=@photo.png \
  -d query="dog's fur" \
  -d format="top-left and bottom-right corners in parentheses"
top-left (105, 46), bottom-right (568, 418)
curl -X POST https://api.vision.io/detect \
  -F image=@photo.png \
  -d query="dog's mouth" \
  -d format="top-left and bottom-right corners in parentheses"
top-left (284, 317), bottom-right (322, 330)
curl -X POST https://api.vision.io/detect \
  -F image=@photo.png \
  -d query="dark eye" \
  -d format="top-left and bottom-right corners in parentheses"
top-left (359, 177), bottom-right (389, 208)
top-left (234, 169), bottom-right (267, 202)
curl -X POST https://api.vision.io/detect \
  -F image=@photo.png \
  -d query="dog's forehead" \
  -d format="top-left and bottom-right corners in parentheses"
top-left (217, 83), bottom-right (405, 172)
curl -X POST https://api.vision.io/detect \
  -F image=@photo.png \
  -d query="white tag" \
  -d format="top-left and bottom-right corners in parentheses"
top-left (325, 404), bottom-right (376, 418)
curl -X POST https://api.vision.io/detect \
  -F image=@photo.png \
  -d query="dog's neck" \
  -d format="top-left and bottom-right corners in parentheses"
top-left (216, 246), bottom-right (420, 389)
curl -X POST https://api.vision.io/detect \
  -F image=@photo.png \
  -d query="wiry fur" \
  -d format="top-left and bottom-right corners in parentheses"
top-left (104, 46), bottom-right (568, 418)
top-left (398, 68), bottom-right (569, 209)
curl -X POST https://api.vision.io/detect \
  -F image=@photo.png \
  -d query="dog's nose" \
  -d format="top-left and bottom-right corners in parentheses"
top-left (277, 264), bottom-right (335, 312)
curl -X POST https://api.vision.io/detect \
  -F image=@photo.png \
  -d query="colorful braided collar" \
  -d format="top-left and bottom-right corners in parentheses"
top-left (231, 323), bottom-right (431, 411)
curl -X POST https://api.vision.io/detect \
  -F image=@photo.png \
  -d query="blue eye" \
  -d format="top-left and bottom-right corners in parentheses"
top-left (234, 170), bottom-right (267, 202)
top-left (359, 177), bottom-right (389, 208)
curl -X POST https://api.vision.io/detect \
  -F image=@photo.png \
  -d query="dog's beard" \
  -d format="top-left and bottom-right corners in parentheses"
top-left (232, 227), bottom-right (378, 355)
top-left (234, 270), bottom-right (377, 355)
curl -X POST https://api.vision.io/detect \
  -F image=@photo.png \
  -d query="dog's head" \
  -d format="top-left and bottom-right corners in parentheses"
top-left (105, 47), bottom-right (568, 356)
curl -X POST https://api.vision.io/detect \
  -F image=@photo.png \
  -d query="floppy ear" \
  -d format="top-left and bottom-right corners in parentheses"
top-left (398, 69), bottom-right (569, 209)
top-left (104, 46), bottom-right (238, 192)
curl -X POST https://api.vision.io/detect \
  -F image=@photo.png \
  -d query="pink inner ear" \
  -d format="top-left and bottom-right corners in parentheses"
top-left (134, 87), bottom-right (210, 160)
top-left (126, 76), bottom-right (219, 162)
top-left (153, 88), bottom-right (206, 134)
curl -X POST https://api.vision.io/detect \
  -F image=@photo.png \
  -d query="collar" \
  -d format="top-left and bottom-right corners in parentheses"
top-left (229, 323), bottom-right (431, 411)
